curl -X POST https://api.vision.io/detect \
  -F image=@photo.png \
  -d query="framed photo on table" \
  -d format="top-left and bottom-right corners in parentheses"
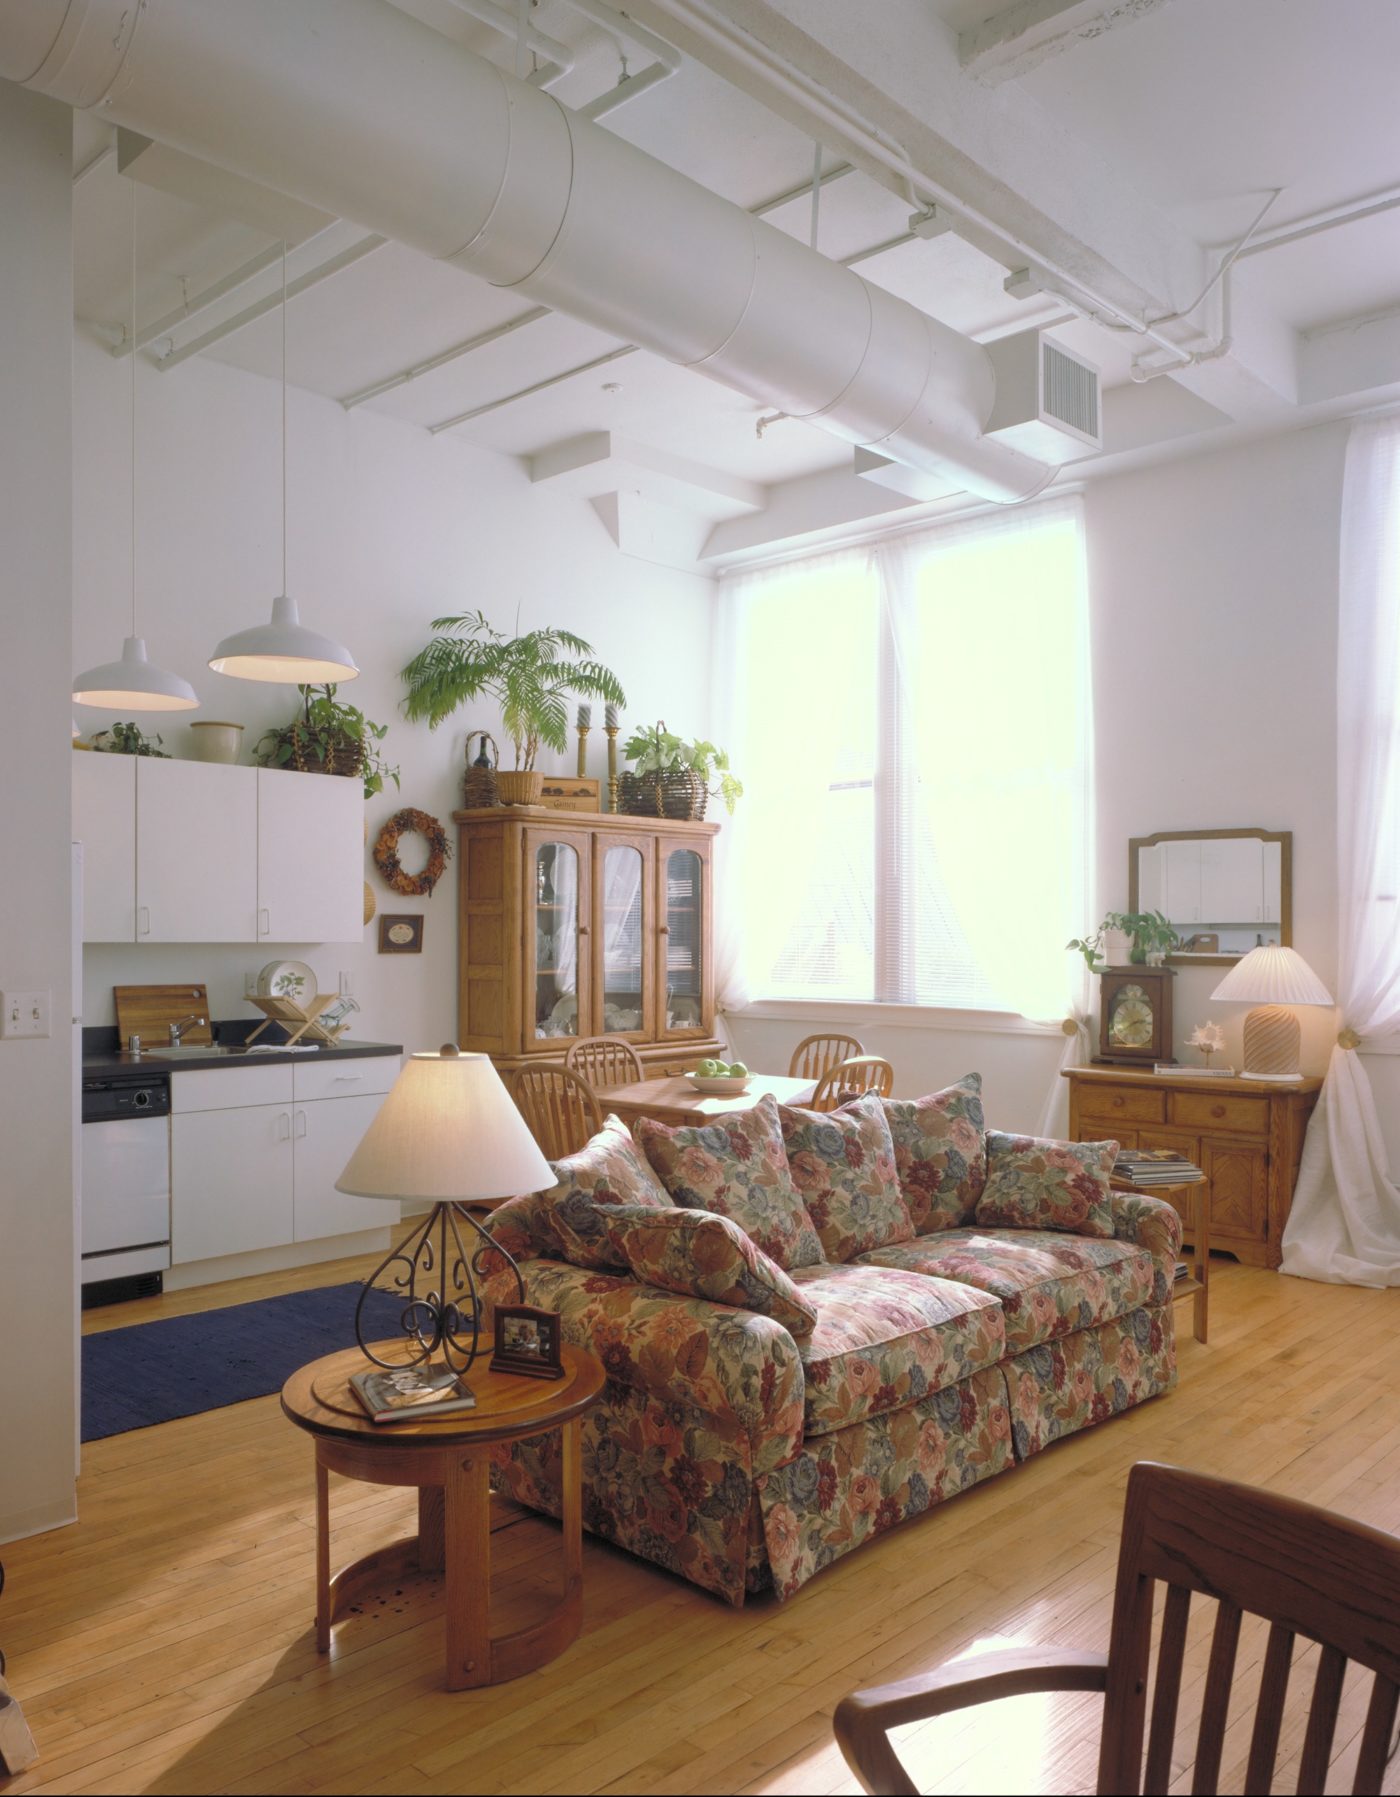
top-left (490, 1304), bottom-right (564, 1380)
top-left (378, 914), bottom-right (424, 954)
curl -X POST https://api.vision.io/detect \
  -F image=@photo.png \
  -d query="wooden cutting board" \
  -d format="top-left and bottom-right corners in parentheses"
top-left (114, 984), bottom-right (214, 1050)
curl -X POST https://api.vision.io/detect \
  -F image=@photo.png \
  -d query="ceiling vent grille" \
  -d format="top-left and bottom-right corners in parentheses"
top-left (985, 330), bottom-right (1102, 462)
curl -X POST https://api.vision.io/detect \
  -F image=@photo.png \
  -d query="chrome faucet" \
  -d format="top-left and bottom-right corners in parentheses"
top-left (168, 1014), bottom-right (206, 1045)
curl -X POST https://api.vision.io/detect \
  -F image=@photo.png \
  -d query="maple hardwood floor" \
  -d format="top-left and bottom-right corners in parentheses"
top-left (3, 1260), bottom-right (1399, 1795)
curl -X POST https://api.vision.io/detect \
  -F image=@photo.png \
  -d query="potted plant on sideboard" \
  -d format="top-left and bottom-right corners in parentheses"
top-left (255, 682), bottom-right (399, 800)
top-left (400, 611), bottom-right (625, 803)
top-left (620, 721), bottom-right (743, 820)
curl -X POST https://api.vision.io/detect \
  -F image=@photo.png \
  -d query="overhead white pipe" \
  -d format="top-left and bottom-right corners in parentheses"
top-left (441, 0), bottom-right (574, 89)
top-left (1, 0), bottom-right (1052, 502)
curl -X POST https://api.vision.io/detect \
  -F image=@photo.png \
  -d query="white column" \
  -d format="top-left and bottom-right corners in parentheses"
top-left (0, 82), bottom-right (77, 1541)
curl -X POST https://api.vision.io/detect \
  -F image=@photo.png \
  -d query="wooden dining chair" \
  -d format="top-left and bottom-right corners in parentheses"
top-left (834, 1460), bottom-right (1400, 1797)
top-left (810, 1055), bottom-right (894, 1112)
top-left (788, 1031), bottom-right (865, 1082)
top-left (510, 1064), bottom-right (604, 1162)
top-left (565, 1035), bottom-right (645, 1092)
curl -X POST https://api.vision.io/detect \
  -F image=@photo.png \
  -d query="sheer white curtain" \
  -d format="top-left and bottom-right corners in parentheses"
top-left (1282, 415), bottom-right (1400, 1287)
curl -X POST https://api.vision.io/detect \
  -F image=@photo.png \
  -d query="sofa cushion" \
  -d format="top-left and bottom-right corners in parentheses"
top-left (874, 1075), bottom-right (987, 1232)
top-left (635, 1093), bottom-right (824, 1271)
top-left (602, 1204), bottom-right (818, 1336)
top-left (787, 1262), bottom-right (1006, 1437)
top-left (857, 1227), bottom-right (1157, 1357)
top-left (778, 1095), bottom-right (912, 1263)
top-left (976, 1131), bottom-right (1117, 1237)
top-left (541, 1115), bottom-right (673, 1271)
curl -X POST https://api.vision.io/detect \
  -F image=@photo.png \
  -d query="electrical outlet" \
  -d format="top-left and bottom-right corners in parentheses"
top-left (339, 970), bottom-right (354, 997)
top-left (244, 970), bottom-right (259, 998)
top-left (0, 989), bottom-right (51, 1039)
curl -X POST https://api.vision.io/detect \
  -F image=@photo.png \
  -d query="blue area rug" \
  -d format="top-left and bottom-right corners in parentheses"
top-left (82, 1282), bottom-right (406, 1441)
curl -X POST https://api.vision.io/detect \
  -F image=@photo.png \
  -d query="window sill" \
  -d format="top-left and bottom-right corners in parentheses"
top-left (725, 998), bottom-right (1066, 1038)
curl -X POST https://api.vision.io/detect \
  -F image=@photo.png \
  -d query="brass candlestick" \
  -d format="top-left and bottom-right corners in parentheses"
top-left (605, 725), bottom-right (620, 812)
top-left (576, 724), bottom-right (590, 779)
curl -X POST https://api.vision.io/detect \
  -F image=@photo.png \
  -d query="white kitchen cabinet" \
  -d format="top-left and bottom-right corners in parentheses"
top-left (1163, 840), bottom-right (1202, 925)
top-left (256, 766), bottom-right (363, 944)
top-left (136, 759), bottom-right (258, 943)
top-left (1200, 836), bottom-right (1265, 923)
top-left (72, 752), bottom-right (136, 942)
top-left (172, 1103), bottom-right (295, 1262)
top-left (292, 1094), bottom-right (394, 1240)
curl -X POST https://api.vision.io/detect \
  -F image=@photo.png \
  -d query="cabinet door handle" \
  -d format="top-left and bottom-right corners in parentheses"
top-left (577, 923), bottom-right (590, 936)
top-left (277, 1111), bottom-right (291, 1141)
top-left (1112, 1094), bottom-right (1124, 1108)
top-left (1211, 1103), bottom-right (1226, 1119)
top-left (332, 1074), bottom-right (363, 1084)
top-left (294, 1109), bottom-right (307, 1138)
top-left (259, 908), bottom-right (271, 936)
top-left (658, 924), bottom-right (671, 935)
top-left (138, 905), bottom-right (151, 937)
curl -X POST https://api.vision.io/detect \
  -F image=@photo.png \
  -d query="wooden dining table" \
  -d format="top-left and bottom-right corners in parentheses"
top-left (593, 1072), bottom-right (817, 1129)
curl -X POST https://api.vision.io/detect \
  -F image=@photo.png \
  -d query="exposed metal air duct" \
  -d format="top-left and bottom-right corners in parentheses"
top-left (1, 0), bottom-right (1054, 503)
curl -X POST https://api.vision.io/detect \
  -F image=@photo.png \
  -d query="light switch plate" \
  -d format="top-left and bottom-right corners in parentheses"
top-left (0, 990), bottom-right (51, 1039)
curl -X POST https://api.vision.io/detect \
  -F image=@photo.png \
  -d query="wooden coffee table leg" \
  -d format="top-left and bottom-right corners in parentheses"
top-left (444, 1448), bottom-right (492, 1690)
top-left (562, 1417), bottom-right (583, 1602)
top-left (418, 1485), bottom-right (445, 1572)
top-left (315, 1452), bottom-right (331, 1653)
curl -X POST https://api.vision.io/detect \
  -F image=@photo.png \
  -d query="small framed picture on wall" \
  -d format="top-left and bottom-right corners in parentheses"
top-left (378, 914), bottom-right (424, 954)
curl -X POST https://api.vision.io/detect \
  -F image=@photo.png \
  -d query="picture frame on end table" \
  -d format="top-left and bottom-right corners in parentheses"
top-left (489, 1304), bottom-right (564, 1380)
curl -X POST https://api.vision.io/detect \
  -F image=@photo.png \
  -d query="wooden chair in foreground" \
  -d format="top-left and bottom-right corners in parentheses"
top-left (810, 1055), bottom-right (894, 1112)
top-left (789, 1032), bottom-right (865, 1082)
top-left (834, 1460), bottom-right (1400, 1797)
top-left (565, 1035), bottom-right (646, 1091)
top-left (510, 1064), bottom-right (603, 1162)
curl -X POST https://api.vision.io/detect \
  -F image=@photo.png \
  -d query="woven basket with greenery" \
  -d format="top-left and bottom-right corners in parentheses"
top-left (618, 766), bottom-right (709, 821)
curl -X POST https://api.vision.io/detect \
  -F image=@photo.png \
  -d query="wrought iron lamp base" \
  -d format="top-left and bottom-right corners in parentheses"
top-left (355, 1201), bottom-right (525, 1376)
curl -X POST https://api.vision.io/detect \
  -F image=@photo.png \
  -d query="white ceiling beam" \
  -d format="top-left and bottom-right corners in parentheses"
top-left (529, 431), bottom-right (766, 517)
top-left (1299, 305), bottom-right (1400, 408)
top-left (958, 0), bottom-right (1178, 87)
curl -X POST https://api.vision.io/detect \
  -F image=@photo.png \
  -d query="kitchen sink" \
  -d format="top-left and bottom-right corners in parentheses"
top-left (143, 1044), bottom-right (244, 1057)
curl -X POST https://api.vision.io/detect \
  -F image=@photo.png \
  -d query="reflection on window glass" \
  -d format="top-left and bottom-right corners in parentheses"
top-left (534, 842), bottom-right (578, 1039)
top-left (602, 845), bottom-right (644, 1033)
top-left (665, 849), bottom-right (703, 1030)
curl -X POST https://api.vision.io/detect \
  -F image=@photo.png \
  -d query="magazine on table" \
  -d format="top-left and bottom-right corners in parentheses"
top-left (350, 1362), bottom-right (477, 1424)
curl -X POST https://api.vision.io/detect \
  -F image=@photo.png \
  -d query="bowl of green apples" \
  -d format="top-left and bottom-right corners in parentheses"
top-left (686, 1057), bottom-right (752, 1095)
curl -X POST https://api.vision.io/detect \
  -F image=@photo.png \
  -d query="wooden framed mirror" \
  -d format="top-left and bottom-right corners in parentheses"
top-left (1128, 828), bottom-right (1292, 967)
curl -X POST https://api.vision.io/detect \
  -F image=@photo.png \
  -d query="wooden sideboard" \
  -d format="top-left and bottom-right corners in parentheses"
top-left (454, 805), bottom-right (726, 1081)
top-left (1064, 1066), bottom-right (1323, 1269)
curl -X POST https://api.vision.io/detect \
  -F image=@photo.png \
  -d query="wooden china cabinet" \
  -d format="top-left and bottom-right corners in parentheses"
top-left (453, 806), bottom-right (726, 1081)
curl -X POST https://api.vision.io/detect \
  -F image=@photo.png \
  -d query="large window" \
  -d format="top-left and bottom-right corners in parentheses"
top-left (718, 499), bottom-right (1090, 1019)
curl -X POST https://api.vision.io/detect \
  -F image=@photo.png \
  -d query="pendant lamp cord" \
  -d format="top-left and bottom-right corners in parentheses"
top-left (130, 180), bottom-right (138, 638)
top-left (281, 239), bottom-right (288, 598)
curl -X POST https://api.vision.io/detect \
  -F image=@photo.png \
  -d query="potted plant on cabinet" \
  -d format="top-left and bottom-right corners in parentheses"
top-left (620, 721), bottom-right (743, 820)
top-left (1067, 909), bottom-right (1179, 970)
top-left (255, 683), bottom-right (399, 800)
top-left (400, 611), bottom-right (625, 803)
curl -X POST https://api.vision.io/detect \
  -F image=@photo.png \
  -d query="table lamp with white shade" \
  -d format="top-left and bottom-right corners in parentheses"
top-left (336, 1045), bottom-right (553, 1377)
top-left (1209, 946), bottom-right (1333, 1081)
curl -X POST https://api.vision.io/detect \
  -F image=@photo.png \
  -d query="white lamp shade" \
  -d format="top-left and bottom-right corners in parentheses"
top-left (1210, 945), bottom-right (1334, 1008)
top-left (73, 635), bottom-right (199, 711)
top-left (336, 1048), bottom-right (553, 1204)
top-left (209, 594), bottom-right (359, 684)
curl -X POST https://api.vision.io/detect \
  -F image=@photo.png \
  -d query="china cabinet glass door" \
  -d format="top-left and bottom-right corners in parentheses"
top-left (658, 843), bottom-right (710, 1039)
top-left (598, 839), bottom-right (652, 1040)
top-left (526, 831), bottom-right (590, 1048)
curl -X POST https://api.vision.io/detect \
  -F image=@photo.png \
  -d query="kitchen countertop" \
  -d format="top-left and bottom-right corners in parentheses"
top-left (82, 1038), bottom-right (404, 1077)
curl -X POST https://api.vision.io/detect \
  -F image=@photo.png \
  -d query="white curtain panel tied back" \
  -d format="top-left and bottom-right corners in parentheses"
top-left (1282, 415), bottom-right (1400, 1287)
top-left (0, 0), bottom-right (1052, 507)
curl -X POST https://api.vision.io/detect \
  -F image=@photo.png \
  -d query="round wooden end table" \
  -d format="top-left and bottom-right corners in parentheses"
top-left (281, 1341), bottom-right (604, 1691)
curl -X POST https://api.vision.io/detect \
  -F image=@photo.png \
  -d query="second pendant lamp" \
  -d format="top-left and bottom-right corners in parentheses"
top-left (209, 243), bottom-right (358, 685)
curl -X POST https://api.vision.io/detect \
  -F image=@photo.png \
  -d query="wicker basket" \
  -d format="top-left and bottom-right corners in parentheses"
top-left (497, 768), bottom-right (545, 805)
top-left (619, 767), bottom-right (709, 821)
top-left (462, 732), bottom-right (501, 809)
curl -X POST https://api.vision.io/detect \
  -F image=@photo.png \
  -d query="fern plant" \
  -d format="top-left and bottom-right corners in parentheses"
top-left (401, 611), bottom-right (625, 771)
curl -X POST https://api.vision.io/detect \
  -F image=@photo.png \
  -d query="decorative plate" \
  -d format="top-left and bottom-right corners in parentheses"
top-left (256, 959), bottom-right (318, 1003)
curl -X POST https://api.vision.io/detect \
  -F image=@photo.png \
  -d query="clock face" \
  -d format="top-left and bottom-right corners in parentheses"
top-left (1109, 983), bottom-right (1154, 1048)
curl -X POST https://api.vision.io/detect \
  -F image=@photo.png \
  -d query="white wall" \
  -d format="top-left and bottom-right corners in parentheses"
top-left (730, 421), bottom-right (1349, 1137)
top-left (73, 340), bottom-right (715, 1057)
top-left (0, 88), bottom-right (77, 1543)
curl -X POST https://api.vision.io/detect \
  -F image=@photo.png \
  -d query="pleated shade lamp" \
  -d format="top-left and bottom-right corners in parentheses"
top-left (336, 1046), bottom-right (552, 1374)
top-left (1210, 946), bottom-right (1333, 1080)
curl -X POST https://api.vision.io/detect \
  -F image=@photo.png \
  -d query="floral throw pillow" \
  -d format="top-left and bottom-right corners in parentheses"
top-left (634, 1092), bottom-right (824, 1271)
top-left (541, 1114), bottom-right (673, 1271)
top-left (778, 1094), bottom-right (913, 1263)
top-left (975, 1131), bottom-right (1117, 1238)
top-left (603, 1204), bottom-right (818, 1336)
top-left (875, 1074), bottom-right (987, 1233)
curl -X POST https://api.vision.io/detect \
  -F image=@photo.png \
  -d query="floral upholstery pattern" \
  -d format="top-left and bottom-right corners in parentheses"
top-left (856, 1228), bottom-right (1156, 1357)
top-left (1005, 1305), bottom-right (1176, 1458)
top-left (778, 1094), bottom-right (912, 1263)
top-left (756, 1365), bottom-right (1013, 1599)
top-left (788, 1262), bottom-right (1005, 1436)
top-left (1110, 1189), bottom-right (1184, 1304)
top-left (636, 1093), bottom-right (824, 1271)
top-left (539, 1115), bottom-right (673, 1271)
top-left (874, 1075), bottom-right (988, 1232)
top-left (602, 1204), bottom-right (817, 1336)
top-left (976, 1131), bottom-right (1117, 1237)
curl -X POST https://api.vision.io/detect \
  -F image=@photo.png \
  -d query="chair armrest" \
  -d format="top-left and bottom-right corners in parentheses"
top-left (1108, 1189), bottom-right (1183, 1298)
top-left (833, 1648), bottom-right (1108, 1797)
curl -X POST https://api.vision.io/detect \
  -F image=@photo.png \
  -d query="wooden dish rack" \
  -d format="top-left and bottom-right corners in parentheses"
top-left (245, 994), bottom-right (349, 1047)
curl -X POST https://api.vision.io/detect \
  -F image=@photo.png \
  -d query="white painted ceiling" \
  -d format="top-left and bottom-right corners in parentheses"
top-left (69, 0), bottom-right (1400, 549)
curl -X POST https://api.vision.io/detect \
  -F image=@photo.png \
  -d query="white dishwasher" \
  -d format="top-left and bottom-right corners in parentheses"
top-left (80, 1071), bottom-right (172, 1302)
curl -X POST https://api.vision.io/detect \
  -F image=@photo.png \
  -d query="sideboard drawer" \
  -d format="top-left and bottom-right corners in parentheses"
top-left (1078, 1086), bottom-right (1166, 1126)
top-left (1169, 1092), bottom-right (1270, 1136)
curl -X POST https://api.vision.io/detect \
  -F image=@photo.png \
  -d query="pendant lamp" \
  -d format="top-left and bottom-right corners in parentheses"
top-left (73, 182), bottom-right (198, 713)
top-left (209, 243), bottom-right (358, 684)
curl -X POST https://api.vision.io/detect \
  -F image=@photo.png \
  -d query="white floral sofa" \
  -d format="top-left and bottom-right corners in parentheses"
top-left (482, 1074), bottom-right (1180, 1605)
